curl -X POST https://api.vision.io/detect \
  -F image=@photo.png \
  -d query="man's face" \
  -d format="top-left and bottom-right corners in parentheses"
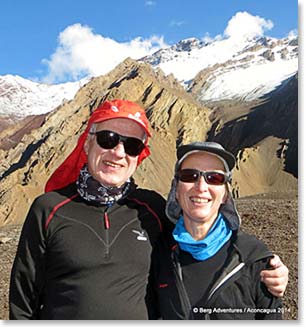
top-left (84, 118), bottom-right (146, 187)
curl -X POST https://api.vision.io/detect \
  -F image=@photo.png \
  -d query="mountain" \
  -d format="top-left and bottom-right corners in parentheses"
top-left (141, 35), bottom-right (298, 102)
top-left (0, 34), bottom-right (298, 226)
top-left (0, 34), bottom-right (298, 119)
top-left (206, 73), bottom-right (298, 197)
top-left (0, 58), bottom-right (212, 226)
top-left (0, 35), bottom-right (299, 319)
top-left (0, 74), bottom-right (88, 118)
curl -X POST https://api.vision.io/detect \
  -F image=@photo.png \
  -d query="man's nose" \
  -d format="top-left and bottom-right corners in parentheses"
top-left (112, 142), bottom-right (126, 157)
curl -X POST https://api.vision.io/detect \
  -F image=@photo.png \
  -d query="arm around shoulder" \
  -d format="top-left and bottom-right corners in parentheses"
top-left (252, 257), bottom-right (283, 319)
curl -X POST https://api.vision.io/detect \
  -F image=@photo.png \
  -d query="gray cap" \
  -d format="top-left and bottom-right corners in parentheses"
top-left (176, 142), bottom-right (236, 172)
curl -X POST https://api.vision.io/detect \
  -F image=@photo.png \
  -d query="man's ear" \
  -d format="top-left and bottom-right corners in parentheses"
top-left (84, 138), bottom-right (90, 155)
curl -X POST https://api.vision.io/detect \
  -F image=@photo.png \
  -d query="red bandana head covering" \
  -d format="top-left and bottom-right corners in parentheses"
top-left (45, 99), bottom-right (151, 192)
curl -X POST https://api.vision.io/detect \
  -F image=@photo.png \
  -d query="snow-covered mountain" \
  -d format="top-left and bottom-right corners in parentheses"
top-left (0, 75), bottom-right (88, 117)
top-left (141, 35), bottom-right (298, 101)
top-left (0, 34), bottom-right (298, 117)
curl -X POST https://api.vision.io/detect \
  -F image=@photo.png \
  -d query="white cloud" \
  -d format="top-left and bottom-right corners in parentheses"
top-left (201, 12), bottom-right (273, 45)
top-left (201, 32), bottom-right (222, 44)
top-left (287, 29), bottom-right (298, 39)
top-left (145, 1), bottom-right (156, 7)
top-left (224, 11), bottom-right (274, 40)
top-left (42, 24), bottom-right (167, 83)
top-left (169, 20), bottom-right (186, 27)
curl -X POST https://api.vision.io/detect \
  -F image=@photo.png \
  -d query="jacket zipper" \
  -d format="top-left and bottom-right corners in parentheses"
top-left (171, 250), bottom-right (194, 319)
top-left (202, 251), bottom-right (245, 319)
top-left (207, 262), bottom-right (245, 301)
top-left (205, 246), bottom-right (273, 307)
top-left (172, 249), bottom-right (245, 320)
top-left (103, 208), bottom-right (110, 257)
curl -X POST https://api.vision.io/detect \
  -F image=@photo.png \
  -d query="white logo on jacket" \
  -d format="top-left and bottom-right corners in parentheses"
top-left (132, 230), bottom-right (147, 241)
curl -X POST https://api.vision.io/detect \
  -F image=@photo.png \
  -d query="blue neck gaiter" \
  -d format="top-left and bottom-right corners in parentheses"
top-left (172, 213), bottom-right (232, 261)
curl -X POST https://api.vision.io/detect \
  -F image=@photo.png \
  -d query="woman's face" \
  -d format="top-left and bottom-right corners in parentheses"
top-left (176, 152), bottom-right (227, 228)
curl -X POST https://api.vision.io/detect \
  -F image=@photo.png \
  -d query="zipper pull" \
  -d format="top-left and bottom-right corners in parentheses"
top-left (104, 211), bottom-right (110, 229)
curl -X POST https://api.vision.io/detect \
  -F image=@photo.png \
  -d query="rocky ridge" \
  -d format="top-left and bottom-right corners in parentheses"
top-left (206, 73), bottom-right (298, 197)
top-left (142, 35), bottom-right (298, 101)
top-left (0, 58), bottom-right (211, 226)
top-left (0, 56), bottom-right (298, 225)
top-left (0, 74), bottom-right (86, 117)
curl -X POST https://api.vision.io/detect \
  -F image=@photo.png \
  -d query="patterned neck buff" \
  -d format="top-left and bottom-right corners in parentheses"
top-left (76, 165), bottom-right (132, 205)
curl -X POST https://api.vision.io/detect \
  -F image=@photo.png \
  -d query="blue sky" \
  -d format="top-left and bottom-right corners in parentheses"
top-left (0, 0), bottom-right (298, 83)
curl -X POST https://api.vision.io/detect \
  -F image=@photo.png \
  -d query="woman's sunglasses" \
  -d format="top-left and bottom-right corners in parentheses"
top-left (176, 169), bottom-right (230, 185)
top-left (90, 130), bottom-right (145, 157)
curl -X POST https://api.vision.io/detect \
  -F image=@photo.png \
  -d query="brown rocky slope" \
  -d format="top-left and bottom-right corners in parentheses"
top-left (0, 59), bottom-right (297, 226)
top-left (204, 74), bottom-right (298, 197)
top-left (0, 58), bottom-right (211, 226)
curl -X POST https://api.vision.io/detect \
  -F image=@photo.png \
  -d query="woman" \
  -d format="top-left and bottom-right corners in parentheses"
top-left (149, 141), bottom-right (283, 319)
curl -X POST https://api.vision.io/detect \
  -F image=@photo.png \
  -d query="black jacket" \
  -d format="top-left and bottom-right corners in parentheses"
top-left (9, 183), bottom-right (170, 320)
top-left (149, 230), bottom-right (282, 320)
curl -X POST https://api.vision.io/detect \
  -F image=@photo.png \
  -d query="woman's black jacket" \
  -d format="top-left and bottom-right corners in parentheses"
top-left (148, 229), bottom-right (283, 320)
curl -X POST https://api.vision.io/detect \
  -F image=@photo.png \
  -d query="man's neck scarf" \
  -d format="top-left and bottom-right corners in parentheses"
top-left (76, 165), bottom-right (132, 205)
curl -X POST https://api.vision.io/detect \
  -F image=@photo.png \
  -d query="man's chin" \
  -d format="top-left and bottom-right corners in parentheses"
top-left (97, 176), bottom-right (126, 188)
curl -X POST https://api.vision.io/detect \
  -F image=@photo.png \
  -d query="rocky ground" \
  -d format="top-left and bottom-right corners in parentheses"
top-left (236, 195), bottom-right (298, 320)
top-left (0, 195), bottom-right (298, 320)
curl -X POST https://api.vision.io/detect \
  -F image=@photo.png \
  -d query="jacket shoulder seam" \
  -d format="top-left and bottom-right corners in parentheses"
top-left (127, 197), bottom-right (163, 232)
top-left (45, 193), bottom-right (79, 230)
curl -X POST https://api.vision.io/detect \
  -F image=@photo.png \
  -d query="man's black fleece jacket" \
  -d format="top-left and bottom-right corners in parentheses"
top-left (9, 183), bottom-right (170, 320)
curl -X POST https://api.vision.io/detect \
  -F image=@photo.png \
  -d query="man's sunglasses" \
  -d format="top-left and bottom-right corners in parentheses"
top-left (90, 130), bottom-right (145, 157)
top-left (176, 169), bottom-right (230, 185)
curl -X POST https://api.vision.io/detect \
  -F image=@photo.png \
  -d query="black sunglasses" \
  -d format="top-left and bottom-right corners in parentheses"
top-left (176, 169), bottom-right (230, 185)
top-left (90, 130), bottom-right (145, 157)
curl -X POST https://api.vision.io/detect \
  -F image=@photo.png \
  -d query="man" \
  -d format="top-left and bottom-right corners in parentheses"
top-left (9, 99), bottom-right (288, 320)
